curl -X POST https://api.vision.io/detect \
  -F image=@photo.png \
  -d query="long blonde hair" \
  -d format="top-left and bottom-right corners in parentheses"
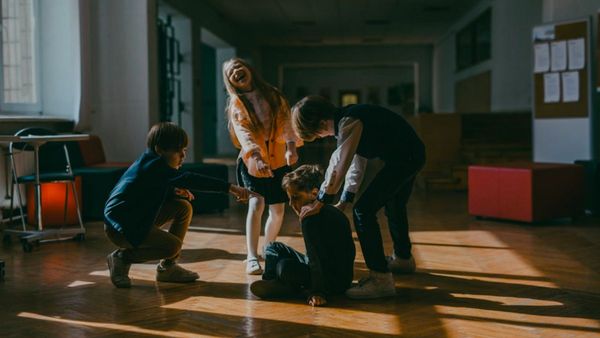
top-left (222, 58), bottom-right (287, 147)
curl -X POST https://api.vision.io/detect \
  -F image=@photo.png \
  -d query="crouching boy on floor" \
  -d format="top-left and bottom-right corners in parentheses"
top-left (104, 122), bottom-right (256, 288)
top-left (250, 165), bottom-right (355, 306)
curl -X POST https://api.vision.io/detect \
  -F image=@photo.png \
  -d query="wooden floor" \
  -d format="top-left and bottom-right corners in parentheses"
top-left (1, 191), bottom-right (600, 337)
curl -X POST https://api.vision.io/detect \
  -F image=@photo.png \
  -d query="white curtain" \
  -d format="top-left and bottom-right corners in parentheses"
top-left (75, 0), bottom-right (92, 131)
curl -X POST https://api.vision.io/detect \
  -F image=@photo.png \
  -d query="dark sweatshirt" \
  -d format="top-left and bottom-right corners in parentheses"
top-left (104, 149), bottom-right (230, 246)
top-left (302, 205), bottom-right (356, 296)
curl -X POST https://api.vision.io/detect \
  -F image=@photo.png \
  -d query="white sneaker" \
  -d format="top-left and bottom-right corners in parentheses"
top-left (387, 255), bottom-right (416, 274)
top-left (346, 270), bottom-right (396, 299)
top-left (245, 258), bottom-right (263, 275)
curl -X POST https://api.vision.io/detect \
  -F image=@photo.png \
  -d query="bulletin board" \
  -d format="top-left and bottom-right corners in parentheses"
top-left (533, 19), bottom-right (590, 118)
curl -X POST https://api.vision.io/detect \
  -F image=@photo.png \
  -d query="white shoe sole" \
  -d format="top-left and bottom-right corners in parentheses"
top-left (246, 267), bottom-right (263, 275)
top-left (245, 259), bottom-right (263, 275)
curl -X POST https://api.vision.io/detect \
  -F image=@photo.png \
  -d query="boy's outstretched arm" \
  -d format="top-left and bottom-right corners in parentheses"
top-left (229, 184), bottom-right (261, 202)
top-left (169, 171), bottom-right (260, 202)
top-left (169, 170), bottom-right (231, 193)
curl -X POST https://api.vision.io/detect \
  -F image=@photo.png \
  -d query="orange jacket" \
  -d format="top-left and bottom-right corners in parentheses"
top-left (229, 96), bottom-right (302, 177)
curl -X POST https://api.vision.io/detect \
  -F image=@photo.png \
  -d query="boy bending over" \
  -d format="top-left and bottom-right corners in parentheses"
top-left (292, 96), bottom-right (425, 299)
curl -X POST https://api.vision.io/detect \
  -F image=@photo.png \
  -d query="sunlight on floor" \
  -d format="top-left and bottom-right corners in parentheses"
top-left (67, 280), bottom-right (96, 288)
top-left (17, 312), bottom-right (219, 338)
top-left (450, 293), bottom-right (563, 307)
top-left (435, 306), bottom-right (600, 333)
top-left (412, 230), bottom-right (562, 289)
top-left (162, 296), bottom-right (403, 335)
top-left (75, 227), bottom-right (600, 337)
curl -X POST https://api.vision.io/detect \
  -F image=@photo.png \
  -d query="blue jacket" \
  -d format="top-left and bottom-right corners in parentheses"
top-left (104, 149), bottom-right (230, 246)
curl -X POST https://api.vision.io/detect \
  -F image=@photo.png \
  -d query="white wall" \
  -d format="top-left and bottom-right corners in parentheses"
top-left (261, 45), bottom-right (434, 112)
top-left (216, 47), bottom-right (237, 156)
top-left (87, 0), bottom-right (156, 162)
top-left (39, 0), bottom-right (80, 119)
top-left (170, 14), bottom-right (195, 162)
top-left (533, 0), bottom-right (599, 162)
top-left (199, 29), bottom-right (238, 157)
top-left (493, 0), bottom-right (543, 111)
top-left (433, 0), bottom-right (543, 113)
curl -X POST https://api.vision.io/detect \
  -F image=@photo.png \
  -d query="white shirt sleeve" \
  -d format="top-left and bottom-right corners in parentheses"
top-left (317, 117), bottom-right (363, 204)
top-left (340, 154), bottom-right (368, 203)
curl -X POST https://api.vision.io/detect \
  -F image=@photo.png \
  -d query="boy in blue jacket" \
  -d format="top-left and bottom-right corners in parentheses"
top-left (104, 122), bottom-right (255, 288)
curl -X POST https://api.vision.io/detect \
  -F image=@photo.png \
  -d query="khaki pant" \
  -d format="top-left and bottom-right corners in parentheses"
top-left (105, 198), bottom-right (193, 263)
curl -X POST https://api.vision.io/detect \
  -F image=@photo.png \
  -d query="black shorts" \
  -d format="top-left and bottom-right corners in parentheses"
top-left (236, 158), bottom-right (291, 205)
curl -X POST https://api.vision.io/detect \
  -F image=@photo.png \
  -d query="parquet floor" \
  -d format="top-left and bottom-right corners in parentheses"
top-left (1, 191), bottom-right (600, 337)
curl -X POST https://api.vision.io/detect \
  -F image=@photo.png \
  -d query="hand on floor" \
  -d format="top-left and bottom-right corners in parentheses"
top-left (308, 295), bottom-right (327, 307)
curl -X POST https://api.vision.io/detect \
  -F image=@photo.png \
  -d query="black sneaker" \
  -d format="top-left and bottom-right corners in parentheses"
top-left (386, 255), bottom-right (416, 274)
top-left (156, 262), bottom-right (199, 283)
top-left (107, 250), bottom-right (131, 288)
top-left (250, 279), bottom-right (294, 299)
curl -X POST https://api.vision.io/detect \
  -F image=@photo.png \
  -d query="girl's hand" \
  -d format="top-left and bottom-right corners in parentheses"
top-left (285, 149), bottom-right (298, 166)
top-left (285, 142), bottom-right (298, 166)
top-left (308, 295), bottom-right (327, 307)
top-left (300, 200), bottom-right (323, 220)
top-left (174, 188), bottom-right (195, 201)
top-left (252, 152), bottom-right (273, 177)
top-left (229, 185), bottom-right (261, 203)
top-left (256, 159), bottom-right (274, 177)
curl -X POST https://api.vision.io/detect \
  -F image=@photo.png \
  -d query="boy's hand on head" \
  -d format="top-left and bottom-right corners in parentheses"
top-left (174, 188), bottom-right (195, 201)
top-left (308, 295), bottom-right (327, 307)
top-left (300, 200), bottom-right (323, 220)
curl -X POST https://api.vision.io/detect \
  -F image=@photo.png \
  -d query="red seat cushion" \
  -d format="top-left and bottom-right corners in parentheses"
top-left (469, 163), bottom-right (584, 222)
top-left (26, 177), bottom-right (82, 226)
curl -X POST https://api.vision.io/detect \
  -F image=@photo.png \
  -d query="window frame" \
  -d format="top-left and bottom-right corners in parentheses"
top-left (0, 0), bottom-right (42, 115)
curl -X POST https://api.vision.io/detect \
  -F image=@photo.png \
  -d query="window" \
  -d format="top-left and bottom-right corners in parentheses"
top-left (456, 9), bottom-right (491, 71)
top-left (340, 90), bottom-right (360, 106)
top-left (0, 0), bottom-right (40, 113)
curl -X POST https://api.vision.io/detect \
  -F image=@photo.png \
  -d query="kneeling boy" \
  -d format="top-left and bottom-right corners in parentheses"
top-left (250, 165), bottom-right (355, 306)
